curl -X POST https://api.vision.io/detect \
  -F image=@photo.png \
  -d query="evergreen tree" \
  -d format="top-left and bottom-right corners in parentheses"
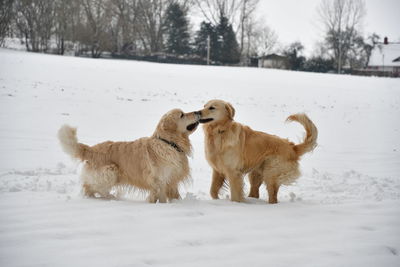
top-left (164, 3), bottom-right (190, 55)
top-left (216, 15), bottom-right (240, 64)
top-left (194, 15), bottom-right (240, 64)
top-left (194, 15), bottom-right (240, 65)
top-left (194, 21), bottom-right (218, 60)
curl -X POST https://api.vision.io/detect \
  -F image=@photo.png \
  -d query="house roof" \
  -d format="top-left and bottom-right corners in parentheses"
top-left (369, 44), bottom-right (400, 67)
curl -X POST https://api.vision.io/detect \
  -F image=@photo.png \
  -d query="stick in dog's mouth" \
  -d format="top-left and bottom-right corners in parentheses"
top-left (199, 118), bottom-right (214, 124)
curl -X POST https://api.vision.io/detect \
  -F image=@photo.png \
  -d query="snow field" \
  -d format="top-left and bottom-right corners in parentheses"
top-left (0, 48), bottom-right (399, 266)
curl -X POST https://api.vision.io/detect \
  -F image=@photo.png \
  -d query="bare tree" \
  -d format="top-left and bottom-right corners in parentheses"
top-left (54, 0), bottom-right (68, 54)
top-left (135, 0), bottom-right (195, 54)
top-left (108, 0), bottom-right (142, 54)
top-left (310, 41), bottom-right (330, 59)
top-left (318, 0), bottom-right (366, 73)
top-left (347, 33), bottom-right (367, 69)
top-left (0, 0), bottom-right (15, 46)
top-left (194, 0), bottom-right (259, 58)
top-left (363, 33), bottom-right (380, 67)
top-left (249, 21), bottom-right (278, 57)
top-left (237, 0), bottom-right (258, 55)
top-left (15, 0), bottom-right (55, 52)
top-left (53, 0), bottom-right (82, 55)
top-left (79, 0), bottom-right (113, 57)
top-left (194, 0), bottom-right (240, 25)
top-left (135, 0), bottom-right (167, 53)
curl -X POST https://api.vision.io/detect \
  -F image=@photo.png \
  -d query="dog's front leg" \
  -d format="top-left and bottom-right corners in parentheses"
top-left (158, 187), bottom-right (167, 203)
top-left (147, 186), bottom-right (167, 203)
top-left (210, 170), bottom-right (225, 199)
top-left (147, 190), bottom-right (158, 203)
top-left (248, 171), bottom-right (263, 199)
top-left (226, 171), bottom-right (244, 202)
top-left (167, 184), bottom-right (181, 202)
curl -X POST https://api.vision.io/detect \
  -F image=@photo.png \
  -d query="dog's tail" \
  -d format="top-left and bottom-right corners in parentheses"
top-left (286, 113), bottom-right (318, 157)
top-left (58, 125), bottom-right (92, 161)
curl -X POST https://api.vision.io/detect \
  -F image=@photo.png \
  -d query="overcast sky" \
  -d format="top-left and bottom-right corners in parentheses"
top-left (256, 0), bottom-right (400, 55)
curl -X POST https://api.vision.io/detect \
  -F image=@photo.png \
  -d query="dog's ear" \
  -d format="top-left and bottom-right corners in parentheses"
top-left (225, 102), bottom-right (235, 120)
top-left (160, 116), bottom-right (176, 132)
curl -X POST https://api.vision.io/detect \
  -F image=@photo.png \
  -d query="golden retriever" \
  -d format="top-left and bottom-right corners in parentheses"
top-left (58, 109), bottom-right (201, 203)
top-left (198, 99), bottom-right (318, 203)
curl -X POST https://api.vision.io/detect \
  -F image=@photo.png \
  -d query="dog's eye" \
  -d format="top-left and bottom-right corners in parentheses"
top-left (180, 113), bottom-right (184, 118)
top-left (209, 106), bottom-right (215, 110)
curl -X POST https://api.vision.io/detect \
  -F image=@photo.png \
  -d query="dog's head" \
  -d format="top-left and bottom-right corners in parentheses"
top-left (198, 99), bottom-right (235, 125)
top-left (156, 109), bottom-right (201, 136)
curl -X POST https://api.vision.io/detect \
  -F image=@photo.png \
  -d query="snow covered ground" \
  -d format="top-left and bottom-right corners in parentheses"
top-left (0, 48), bottom-right (399, 267)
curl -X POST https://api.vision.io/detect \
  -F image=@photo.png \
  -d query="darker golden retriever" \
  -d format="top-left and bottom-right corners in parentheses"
top-left (58, 109), bottom-right (201, 203)
top-left (198, 99), bottom-right (318, 203)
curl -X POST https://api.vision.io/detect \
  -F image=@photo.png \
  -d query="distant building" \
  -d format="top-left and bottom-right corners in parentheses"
top-left (366, 40), bottom-right (400, 76)
top-left (258, 54), bottom-right (289, 69)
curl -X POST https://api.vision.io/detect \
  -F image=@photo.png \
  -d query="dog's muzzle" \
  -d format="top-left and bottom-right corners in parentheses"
top-left (194, 111), bottom-right (202, 121)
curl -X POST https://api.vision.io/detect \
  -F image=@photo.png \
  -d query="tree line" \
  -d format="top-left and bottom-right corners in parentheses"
top-left (0, 0), bottom-right (269, 65)
top-left (0, 0), bottom-right (379, 73)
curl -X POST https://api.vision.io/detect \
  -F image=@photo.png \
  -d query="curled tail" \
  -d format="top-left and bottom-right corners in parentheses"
top-left (286, 113), bottom-right (318, 157)
top-left (58, 125), bottom-right (92, 161)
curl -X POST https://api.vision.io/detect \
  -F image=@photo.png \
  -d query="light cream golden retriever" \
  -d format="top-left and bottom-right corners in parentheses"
top-left (198, 99), bottom-right (318, 203)
top-left (58, 109), bottom-right (201, 203)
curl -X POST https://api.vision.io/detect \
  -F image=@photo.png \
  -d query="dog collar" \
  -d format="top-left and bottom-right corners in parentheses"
top-left (158, 137), bottom-right (183, 153)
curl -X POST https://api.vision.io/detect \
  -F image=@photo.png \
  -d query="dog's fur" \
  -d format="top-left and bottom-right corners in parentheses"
top-left (198, 99), bottom-right (318, 203)
top-left (58, 109), bottom-right (200, 203)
